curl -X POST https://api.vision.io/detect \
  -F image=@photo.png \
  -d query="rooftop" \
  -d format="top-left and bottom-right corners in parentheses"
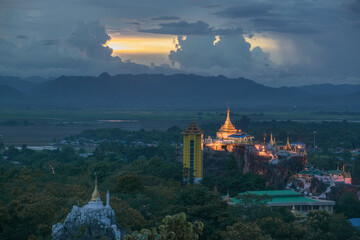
top-left (229, 134), bottom-right (248, 138)
top-left (182, 121), bottom-right (203, 135)
top-left (232, 190), bottom-right (335, 206)
top-left (238, 190), bottom-right (300, 197)
top-left (298, 169), bottom-right (323, 175)
top-left (327, 170), bottom-right (344, 174)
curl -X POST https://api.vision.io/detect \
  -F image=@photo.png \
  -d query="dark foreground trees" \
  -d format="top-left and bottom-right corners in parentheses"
top-left (124, 212), bottom-right (203, 240)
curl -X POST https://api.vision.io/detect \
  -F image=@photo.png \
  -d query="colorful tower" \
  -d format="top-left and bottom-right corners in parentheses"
top-left (182, 121), bottom-right (203, 183)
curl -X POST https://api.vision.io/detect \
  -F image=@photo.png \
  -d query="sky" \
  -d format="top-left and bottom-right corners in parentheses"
top-left (1, 0), bottom-right (360, 86)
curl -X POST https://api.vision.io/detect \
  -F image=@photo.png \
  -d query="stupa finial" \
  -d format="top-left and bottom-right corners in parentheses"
top-left (91, 173), bottom-right (101, 201)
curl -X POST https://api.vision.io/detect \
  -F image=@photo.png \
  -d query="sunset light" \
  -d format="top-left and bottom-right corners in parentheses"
top-left (105, 34), bottom-right (177, 55)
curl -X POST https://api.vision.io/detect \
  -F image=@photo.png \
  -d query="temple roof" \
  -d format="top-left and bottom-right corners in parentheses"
top-left (182, 121), bottom-right (203, 135)
top-left (218, 107), bottom-right (237, 132)
top-left (229, 134), bottom-right (248, 138)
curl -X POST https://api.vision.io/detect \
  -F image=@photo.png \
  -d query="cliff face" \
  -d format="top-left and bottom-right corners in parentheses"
top-left (234, 146), bottom-right (307, 188)
top-left (51, 205), bottom-right (121, 240)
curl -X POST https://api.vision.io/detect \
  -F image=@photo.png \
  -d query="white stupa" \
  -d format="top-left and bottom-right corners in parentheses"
top-left (52, 176), bottom-right (121, 240)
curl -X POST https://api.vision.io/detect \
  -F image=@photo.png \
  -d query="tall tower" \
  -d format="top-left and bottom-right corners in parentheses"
top-left (182, 121), bottom-right (203, 183)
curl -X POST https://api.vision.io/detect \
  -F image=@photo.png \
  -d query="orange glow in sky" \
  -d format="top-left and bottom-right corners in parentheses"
top-left (104, 33), bottom-right (280, 66)
top-left (245, 35), bottom-right (278, 52)
top-left (105, 35), bottom-right (177, 55)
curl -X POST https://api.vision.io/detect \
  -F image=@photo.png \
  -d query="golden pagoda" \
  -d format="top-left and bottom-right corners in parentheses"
top-left (216, 106), bottom-right (238, 139)
top-left (270, 132), bottom-right (274, 145)
top-left (182, 120), bottom-right (203, 182)
top-left (91, 176), bottom-right (101, 201)
top-left (205, 106), bottom-right (254, 151)
top-left (285, 136), bottom-right (291, 151)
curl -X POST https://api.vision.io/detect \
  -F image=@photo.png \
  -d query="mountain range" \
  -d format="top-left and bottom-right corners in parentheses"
top-left (0, 73), bottom-right (359, 110)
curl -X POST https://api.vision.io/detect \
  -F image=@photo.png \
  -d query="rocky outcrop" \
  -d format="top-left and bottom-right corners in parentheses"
top-left (51, 204), bottom-right (121, 240)
top-left (234, 146), bottom-right (307, 188)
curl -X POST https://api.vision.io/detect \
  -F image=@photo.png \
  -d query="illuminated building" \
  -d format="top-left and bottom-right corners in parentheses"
top-left (182, 121), bottom-right (203, 183)
top-left (205, 107), bottom-right (254, 151)
top-left (216, 107), bottom-right (238, 139)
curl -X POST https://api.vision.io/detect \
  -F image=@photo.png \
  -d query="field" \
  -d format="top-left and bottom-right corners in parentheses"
top-left (1, 107), bottom-right (360, 146)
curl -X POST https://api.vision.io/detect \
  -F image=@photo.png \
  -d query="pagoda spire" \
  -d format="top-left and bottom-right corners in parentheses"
top-left (91, 175), bottom-right (101, 201)
top-left (226, 105), bottom-right (231, 123)
top-left (285, 135), bottom-right (291, 151)
top-left (270, 132), bottom-right (274, 145)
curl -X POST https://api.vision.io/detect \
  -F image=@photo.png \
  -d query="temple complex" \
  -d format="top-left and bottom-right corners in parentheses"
top-left (205, 107), bottom-right (254, 151)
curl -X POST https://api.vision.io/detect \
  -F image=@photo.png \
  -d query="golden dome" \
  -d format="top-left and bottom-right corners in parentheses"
top-left (91, 176), bottom-right (101, 201)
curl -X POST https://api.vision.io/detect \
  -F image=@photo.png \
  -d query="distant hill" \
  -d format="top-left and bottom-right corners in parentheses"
top-left (299, 84), bottom-right (360, 95)
top-left (34, 73), bottom-right (313, 108)
top-left (0, 76), bottom-right (36, 93)
top-left (1, 73), bottom-right (360, 110)
top-left (0, 85), bottom-right (28, 105)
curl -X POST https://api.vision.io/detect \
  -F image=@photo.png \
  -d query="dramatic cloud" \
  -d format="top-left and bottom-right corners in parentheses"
top-left (215, 2), bottom-right (320, 34)
top-left (1, 0), bottom-right (360, 86)
top-left (151, 16), bottom-right (181, 21)
top-left (68, 21), bottom-right (113, 60)
top-left (140, 21), bottom-right (243, 36)
top-left (0, 21), bottom-right (177, 77)
top-left (169, 35), bottom-right (276, 82)
top-left (215, 3), bottom-right (274, 18)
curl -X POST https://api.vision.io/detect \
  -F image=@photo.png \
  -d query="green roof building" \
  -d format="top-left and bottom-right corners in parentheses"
top-left (231, 190), bottom-right (335, 214)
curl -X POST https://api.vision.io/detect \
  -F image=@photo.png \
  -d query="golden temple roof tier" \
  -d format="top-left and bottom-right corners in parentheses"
top-left (182, 121), bottom-right (203, 135)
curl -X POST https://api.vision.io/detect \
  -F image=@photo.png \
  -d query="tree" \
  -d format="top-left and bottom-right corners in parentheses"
top-left (158, 212), bottom-right (203, 240)
top-left (124, 212), bottom-right (203, 240)
top-left (117, 174), bottom-right (144, 193)
top-left (304, 211), bottom-right (357, 240)
top-left (220, 221), bottom-right (268, 240)
top-left (225, 154), bottom-right (238, 175)
top-left (174, 185), bottom-right (231, 239)
top-left (236, 115), bottom-right (251, 131)
top-left (256, 217), bottom-right (305, 240)
top-left (335, 192), bottom-right (360, 218)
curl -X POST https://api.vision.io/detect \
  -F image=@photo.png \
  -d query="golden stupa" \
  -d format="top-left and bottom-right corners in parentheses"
top-left (216, 106), bottom-right (238, 139)
top-left (285, 136), bottom-right (291, 151)
top-left (91, 176), bottom-right (101, 201)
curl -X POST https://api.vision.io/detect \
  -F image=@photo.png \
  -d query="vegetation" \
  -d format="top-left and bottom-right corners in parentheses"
top-left (0, 127), bottom-right (360, 239)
